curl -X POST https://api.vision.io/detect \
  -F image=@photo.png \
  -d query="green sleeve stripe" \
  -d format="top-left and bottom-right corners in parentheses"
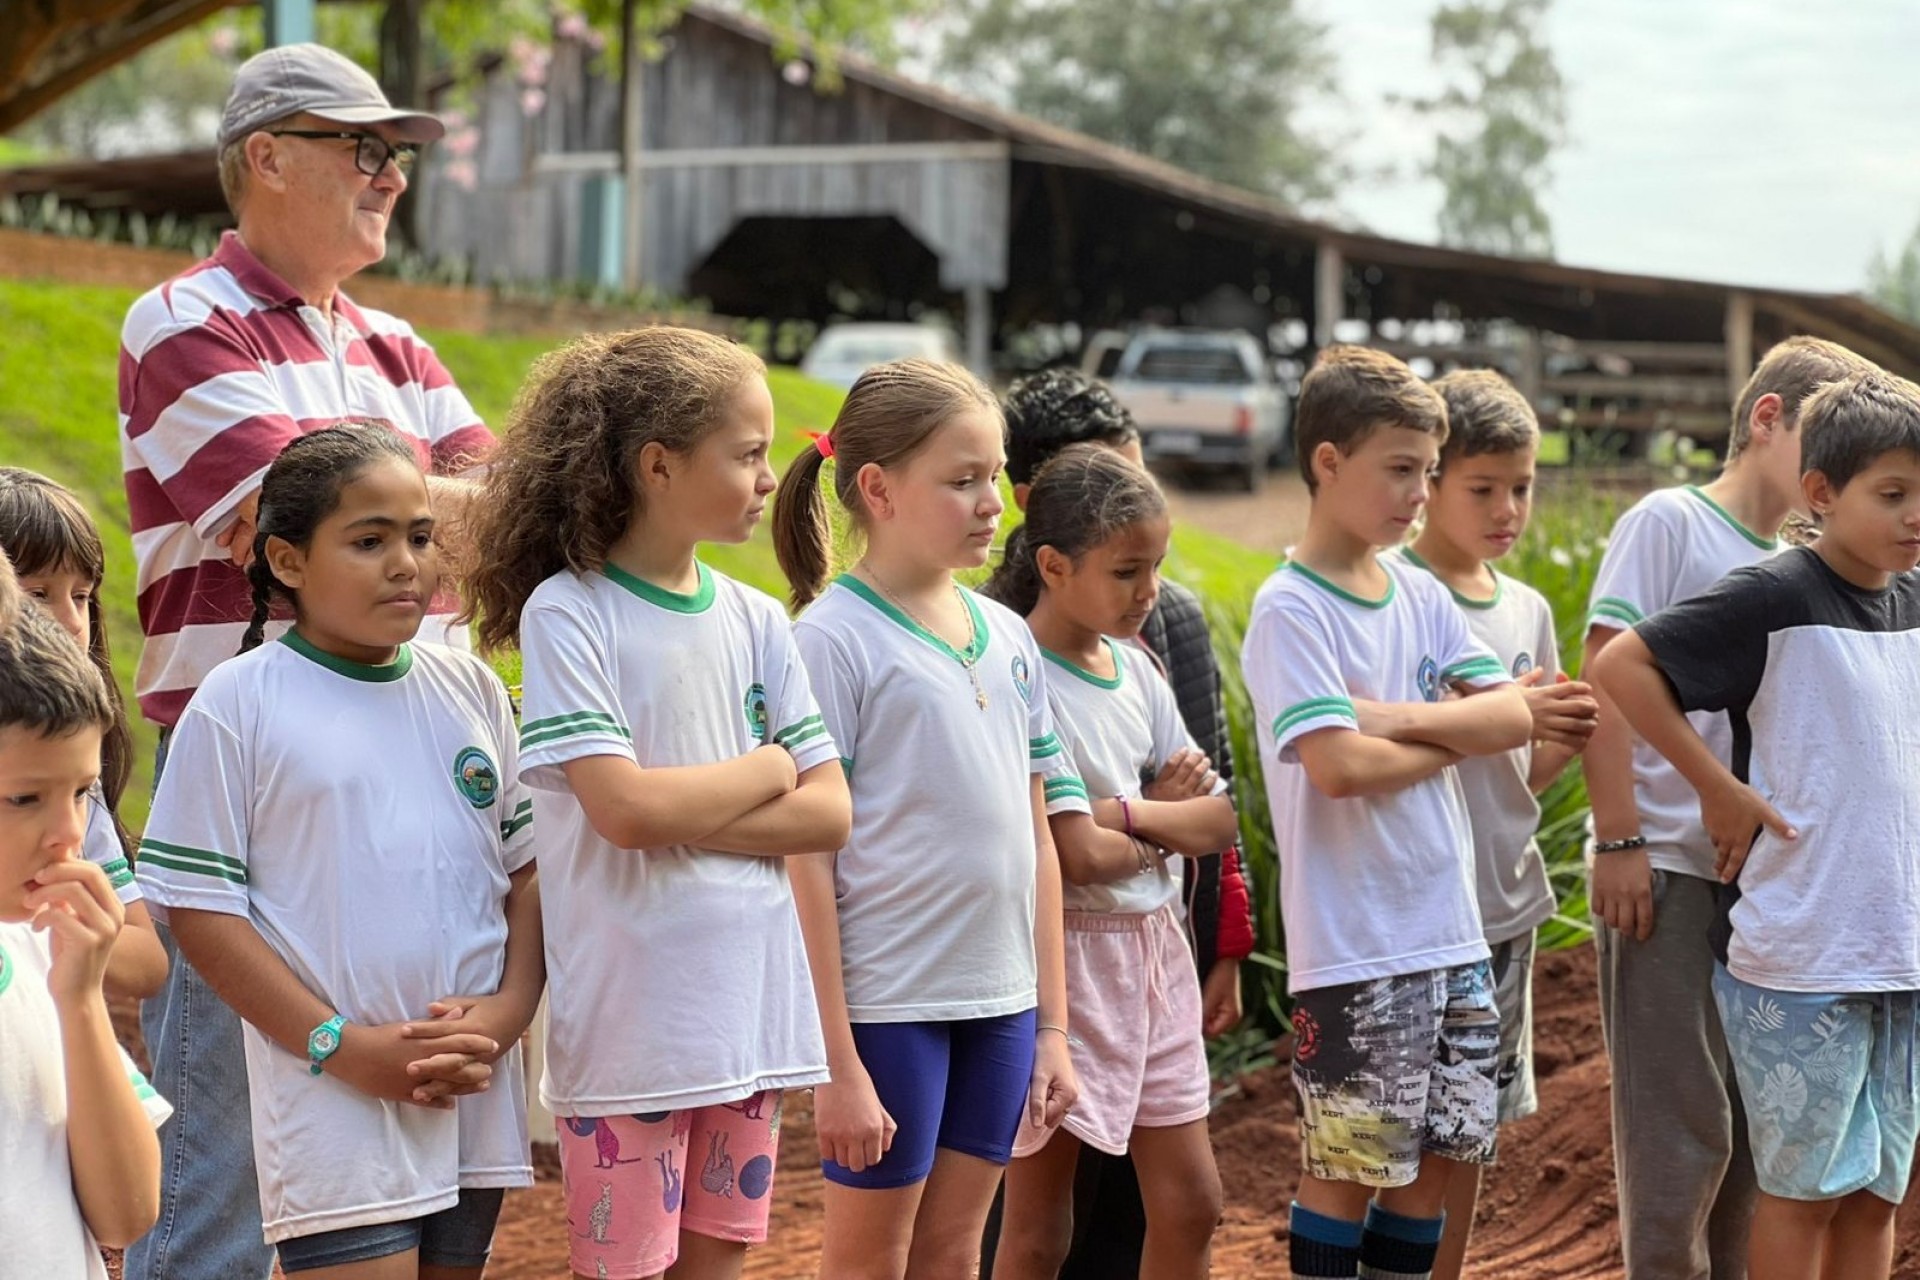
top-left (1029, 733), bottom-right (1064, 760)
top-left (137, 846), bottom-right (247, 886)
top-left (839, 756), bottom-right (855, 779)
top-left (520, 709), bottom-right (624, 736)
top-left (1272, 696), bottom-right (1357, 739)
top-left (500, 812), bottom-right (533, 841)
top-left (1443, 657), bottom-right (1507, 681)
top-left (98, 857), bottom-right (135, 889)
top-left (1589, 596), bottom-right (1645, 626)
top-left (1043, 776), bottom-right (1090, 800)
top-left (776, 719), bottom-right (830, 750)
top-left (520, 719), bottom-right (634, 750)
top-left (138, 838), bottom-right (247, 876)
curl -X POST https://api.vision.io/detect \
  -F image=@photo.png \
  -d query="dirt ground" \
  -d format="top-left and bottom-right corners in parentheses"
top-left (477, 944), bottom-right (1920, 1279)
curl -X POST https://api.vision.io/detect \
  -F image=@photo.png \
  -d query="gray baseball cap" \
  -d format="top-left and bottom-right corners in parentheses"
top-left (219, 43), bottom-right (445, 149)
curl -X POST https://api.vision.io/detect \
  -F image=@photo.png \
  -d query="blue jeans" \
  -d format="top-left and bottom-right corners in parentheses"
top-left (126, 729), bottom-right (275, 1280)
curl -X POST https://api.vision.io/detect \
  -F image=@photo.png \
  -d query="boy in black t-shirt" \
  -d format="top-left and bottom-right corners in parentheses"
top-left (1595, 369), bottom-right (1920, 1280)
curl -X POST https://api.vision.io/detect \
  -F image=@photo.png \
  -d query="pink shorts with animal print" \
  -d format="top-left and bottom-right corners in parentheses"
top-left (558, 1090), bottom-right (785, 1279)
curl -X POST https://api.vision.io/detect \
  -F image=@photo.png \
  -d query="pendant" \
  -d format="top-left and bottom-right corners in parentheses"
top-left (976, 688), bottom-right (990, 711)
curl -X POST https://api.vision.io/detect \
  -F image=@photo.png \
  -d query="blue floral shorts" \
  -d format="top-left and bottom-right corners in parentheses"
top-left (1712, 965), bottom-right (1920, 1204)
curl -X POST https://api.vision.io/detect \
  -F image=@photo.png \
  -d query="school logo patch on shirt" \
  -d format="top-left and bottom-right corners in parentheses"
top-left (452, 746), bottom-right (500, 809)
top-left (744, 683), bottom-right (770, 743)
top-left (1512, 652), bottom-right (1535, 678)
top-left (1418, 656), bottom-right (1442, 702)
top-left (1011, 654), bottom-right (1033, 705)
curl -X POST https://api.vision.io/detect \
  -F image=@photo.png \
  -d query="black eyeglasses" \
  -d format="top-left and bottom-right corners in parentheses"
top-left (264, 130), bottom-right (420, 177)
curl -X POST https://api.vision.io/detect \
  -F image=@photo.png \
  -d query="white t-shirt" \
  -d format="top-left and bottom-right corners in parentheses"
top-left (1639, 548), bottom-right (1920, 992)
top-left (796, 576), bottom-right (1064, 1023)
top-left (1586, 485), bottom-right (1779, 881)
top-left (517, 564), bottom-right (839, 1114)
top-left (135, 634), bottom-right (534, 1245)
top-left (1388, 547), bottom-right (1559, 943)
top-left (0, 922), bottom-right (172, 1280)
top-left (1242, 557), bottom-right (1509, 994)
top-left (1040, 637), bottom-right (1226, 915)
top-left (82, 785), bottom-right (141, 907)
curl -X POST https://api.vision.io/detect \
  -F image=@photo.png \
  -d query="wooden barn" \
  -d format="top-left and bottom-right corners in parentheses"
top-left (9, 1), bottom-right (1920, 437)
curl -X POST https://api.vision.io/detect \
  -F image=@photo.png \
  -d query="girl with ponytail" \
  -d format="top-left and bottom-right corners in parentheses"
top-left (136, 424), bottom-right (541, 1276)
top-left (984, 446), bottom-right (1232, 1280)
top-left (774, 358), bottom-right (1080, 1278)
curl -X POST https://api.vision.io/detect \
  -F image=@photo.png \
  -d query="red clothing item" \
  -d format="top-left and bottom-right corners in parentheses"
top-left (1215, 844), bottom-right (1255, 961)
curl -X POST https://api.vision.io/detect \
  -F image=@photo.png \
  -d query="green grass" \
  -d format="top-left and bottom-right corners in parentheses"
top-left (4, 274), bottom-right (1627, 1059)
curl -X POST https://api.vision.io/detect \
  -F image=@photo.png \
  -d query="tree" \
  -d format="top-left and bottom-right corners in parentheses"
top-left (1868, 220), bottom-right (1920, 325)
top-left (939, 0), bottom-right (1345, 211)
top-left (1408, 0), bottom-right (1566, 258)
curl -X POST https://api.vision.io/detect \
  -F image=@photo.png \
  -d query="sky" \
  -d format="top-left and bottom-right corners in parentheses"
top-left (1299, 0), bottom-right (1920, 293)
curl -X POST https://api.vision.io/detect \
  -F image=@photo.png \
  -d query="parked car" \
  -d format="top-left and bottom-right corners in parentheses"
top-left (1100, 330), bottom-right (1289, 490)
top-left (799, 323), bottom-right (963, 389)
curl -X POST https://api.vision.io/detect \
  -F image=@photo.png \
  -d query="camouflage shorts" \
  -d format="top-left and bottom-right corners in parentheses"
top-left (1289, 960), bottom-right (1500, 1187)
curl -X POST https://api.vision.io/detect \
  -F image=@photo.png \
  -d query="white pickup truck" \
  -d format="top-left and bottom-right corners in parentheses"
top-left (1094, 330), bottom-right (1289, 490)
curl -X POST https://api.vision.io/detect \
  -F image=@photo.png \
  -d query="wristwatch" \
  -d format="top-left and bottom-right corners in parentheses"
top-left (308, 1014), bottom-right (346, 1076)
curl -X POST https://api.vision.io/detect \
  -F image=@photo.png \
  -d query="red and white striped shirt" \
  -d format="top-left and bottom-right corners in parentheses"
top-left (119, 232), bottom-right (494, 727)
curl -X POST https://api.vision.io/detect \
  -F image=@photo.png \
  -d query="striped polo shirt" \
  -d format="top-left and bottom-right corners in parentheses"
top-left (118, 232), bottom-right (493, 727)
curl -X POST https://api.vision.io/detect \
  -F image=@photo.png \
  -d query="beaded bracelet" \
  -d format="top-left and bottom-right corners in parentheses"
top-left (1593, 835), bottom-right (1648, 854)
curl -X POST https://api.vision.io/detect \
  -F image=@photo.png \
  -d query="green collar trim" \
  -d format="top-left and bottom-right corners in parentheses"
top-left (603, 561), bottom-right (716, 614)
top-left (1400, 546), bottom-right (1502, 610)
top-left (279, 630), bottom-right (413, 682)
top-left (836, 574), bottom-right (989, 665)
top-left (1684, 486), bottom-right (1777, 550)
top-left (1042, 637), bottom-right (1126, 690)
top-left (1283, 560), bottom-right (1395, 609)
top-left (0, 941), bottom-right (11, 998)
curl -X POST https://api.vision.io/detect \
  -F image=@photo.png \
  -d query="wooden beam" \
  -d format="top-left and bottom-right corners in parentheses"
top-left (1724, 291), bottom-right (1754, 404)
top-left (0, 0), bottom-right (234, 134)
top-left (1314, 239), bottom-right (1343, 349)
top-left (1755, 294), bottom-right (1913, 375)
top-left (535, 139), bottom-right (1012, 176)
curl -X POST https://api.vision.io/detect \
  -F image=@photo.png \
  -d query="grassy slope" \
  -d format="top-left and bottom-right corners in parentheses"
top-left (0, 277), bottom-right (1272, 824)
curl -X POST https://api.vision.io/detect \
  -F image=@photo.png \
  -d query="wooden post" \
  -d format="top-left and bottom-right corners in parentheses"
top-left (1725, 290), bottom-right (1754, 406)
top-left (1314, 239), bottom-right (1344, 349)
top-left (618, 0), bottom-right (644, 292)
top-left (263, 0), bottom-right (316, 46)
top-left (965, 282), bottom-right (992, 377)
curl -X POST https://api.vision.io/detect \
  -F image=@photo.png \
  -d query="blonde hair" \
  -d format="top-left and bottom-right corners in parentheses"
top-left (1728, 336), bottom-right (1873, 458)
top-left (463, 327), bottom-right (765, 651)
top-left (773, 358), bottom-right (1000, 610)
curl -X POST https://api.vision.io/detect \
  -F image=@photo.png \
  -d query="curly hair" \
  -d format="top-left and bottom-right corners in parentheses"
top-left (463, 327), bottom-right (766, 651)
top-left (1002, 367), bottom-right (1139, 486)
top-left (0, 468), bottom-right (137, 853)
top-left (773, 358), bottom-right (1001, 610)
top-left (984, 444), bottom-right (1166, 616)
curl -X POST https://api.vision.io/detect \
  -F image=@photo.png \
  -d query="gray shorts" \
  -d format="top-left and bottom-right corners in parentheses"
top-left (1490, 930), bottom-right (1540, 1126)
top-left (1289, 961), bottom-right (1501, 1187)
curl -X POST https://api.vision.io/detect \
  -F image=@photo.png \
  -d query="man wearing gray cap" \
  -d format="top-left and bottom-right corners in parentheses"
top-left (122, 44), bottom-right (500, 1280)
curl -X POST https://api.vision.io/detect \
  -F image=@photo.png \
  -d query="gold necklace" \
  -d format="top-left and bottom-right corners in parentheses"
top-left (861, 565), bottom-right (988, 710)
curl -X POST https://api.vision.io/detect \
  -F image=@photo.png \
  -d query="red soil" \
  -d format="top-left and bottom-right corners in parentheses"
top-left (402, 946), bottom-right (1920, 1276)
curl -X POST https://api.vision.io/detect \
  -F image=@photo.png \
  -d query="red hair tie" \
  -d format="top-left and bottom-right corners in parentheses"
top-left (809, 431), bottom-right (835, 460)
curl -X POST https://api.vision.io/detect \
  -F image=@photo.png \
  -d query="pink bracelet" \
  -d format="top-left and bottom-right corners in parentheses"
top-left (1117, 794), bottom-right (1135, 837)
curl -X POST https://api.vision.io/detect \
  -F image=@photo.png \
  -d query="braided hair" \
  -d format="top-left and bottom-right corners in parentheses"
top-left (239, 424), bottom-right (423, 654)
top-left (984, 443), bottom-right (1167, 616)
